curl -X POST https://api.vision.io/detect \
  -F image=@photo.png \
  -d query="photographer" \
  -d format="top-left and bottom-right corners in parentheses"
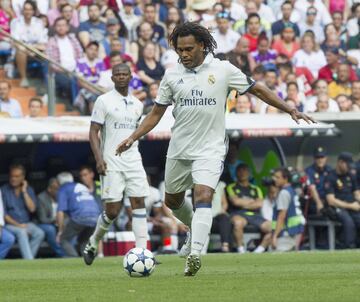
top-left (272, 167), bottom-right (305, 252)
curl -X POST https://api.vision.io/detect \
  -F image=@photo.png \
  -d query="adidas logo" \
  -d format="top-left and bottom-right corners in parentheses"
top-left (177, 79), bottom-right (184, 84)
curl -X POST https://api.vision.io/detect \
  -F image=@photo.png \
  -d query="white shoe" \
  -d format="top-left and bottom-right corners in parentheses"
top-left (237, 246), bottom-right (246, 254)
top-left (184, 254), bottom-right (201, 276)
top-left (253, 245), bottom-right (266, 253)
top-left (179, 231), bottom-right (191, 258)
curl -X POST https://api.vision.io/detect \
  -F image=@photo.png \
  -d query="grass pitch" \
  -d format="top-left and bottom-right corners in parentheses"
top-left (1, 251), bottom-right (360, 302)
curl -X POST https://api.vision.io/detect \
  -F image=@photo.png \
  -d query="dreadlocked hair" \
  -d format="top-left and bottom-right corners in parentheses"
top-left (169, 22), bottom-right (217, 56)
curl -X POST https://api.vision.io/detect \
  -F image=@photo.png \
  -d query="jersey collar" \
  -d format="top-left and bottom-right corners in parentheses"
top-left (183, 53), bottom-right (214, 73)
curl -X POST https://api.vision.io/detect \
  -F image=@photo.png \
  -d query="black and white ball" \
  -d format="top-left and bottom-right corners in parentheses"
top-left (123, 248), bottom-right (156, 277)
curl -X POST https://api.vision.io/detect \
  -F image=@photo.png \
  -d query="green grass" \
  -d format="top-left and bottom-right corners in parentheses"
top-left (1, 251), bottom-right (360, 302)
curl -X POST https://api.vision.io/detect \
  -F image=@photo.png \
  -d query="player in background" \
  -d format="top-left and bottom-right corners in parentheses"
top-left (116, 22), bottom-right (314, 276)
top-left (83, 63), bottom-right (150, 265)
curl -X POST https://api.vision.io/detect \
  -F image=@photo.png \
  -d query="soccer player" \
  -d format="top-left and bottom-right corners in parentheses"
top-left (116, 22), bottom-right (314, 276)
top-left (83, 63), bottom-right (150, 265)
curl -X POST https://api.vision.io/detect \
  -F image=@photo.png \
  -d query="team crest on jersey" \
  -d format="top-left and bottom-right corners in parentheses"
top-left (208, 74), bottom-right (216, 85)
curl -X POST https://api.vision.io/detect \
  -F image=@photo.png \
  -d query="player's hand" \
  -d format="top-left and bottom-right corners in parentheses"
top-left (349, 202), bottom-right (360, 211)
top-left (96, 159), bottom-right (107, 176)
top-left (21, 180), bottom-right (28, 193)
top-left (56, 232), bottom-right (62, 244)
top-left (116, 137), bottom-right (134, 156)
top-left (289, 109), bottom-right (316, 124)
top-left (271, 236), bottom-right (277, 250)
top-left (18, 223), bottom-right (27, 229)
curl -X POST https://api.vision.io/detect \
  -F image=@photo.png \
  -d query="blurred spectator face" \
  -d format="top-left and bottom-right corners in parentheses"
top-left (149, 83), bottom-right (159, 99)
top-left (110, 39), bottom-right (122, 52)
top-left (221, 0), bottom-right (231, 8)
top-left (351, 82), bottom-right (360, 99)
top-left (23, 2), bottom-right (35, 20)
top-left (110, 54), bottom-right (123, 67)
top-left (316, 94), bottom-right (330, 112)
top-left (355, 5), bottom-right (360, 18)
top-left (273, 170), bottom-right (287, 188)
top-left (88, 5), bottom-right (101, 22)
top-left (285, 73), bottom-right (296, 83)
top-left (281, 3), bottom-right (293, 20)
top-left (257, 38), bottom-right (269, 54)
top-left (336, 95), bottom-right (352, 111)
top-left (306, 7), bottom-right (317, 23)
top-left (235, 37), bottom-right (249, 54)
top-left (48, 179), bottom-right (59, 199)
top-left (325, 24), bottom-right (337, 37)
top-left (39, 14), bottom-right (49, 28)
top-left (337, 159), bottom-right (349, 174)
top-left (139, 22), bottom-right (153, 41)
top-left (213, 3), bottom-right (224, 14)
top-left (286, 83), bottom-right (299, 100)
top-left (143, 43), bottom-right (156, 60)
top-left (217, 17), bottom-right (230, 34)
top-left (264, 71), bottom-right (277, 88)
top-left (332, 12), bottom-right (343, 29)
top-left (338, 64), bottom-right (350, 83)
top-left (124, 2), bottom-right (134, 14)
top-left (9, 167), bottom-right (25, 188)
top-left (164, 0), bottom-right (176, 5)
top-left (235, 95), bottom-right (251, 113)
top-left (302, 35), bottom-right (315, 53)
top-left (282, 27), bottom-right (295, 42)
top-left (167, 7), bottom-right (181, 24)
top-left (247, 16), bottom-right (260, 35)
top-left (107, 23), bottom-right (120, 35)
top-left (325, 50), bottom-right (339, 65)
top-left (86, 44), bottom-right (99, 60)
top-left (325, 33), bottom-right (340, 48)
top-left (104, 9), bottom-right (116, 20)
top-left (245, 1), bottom-right (258, 14)
top-left (236, 166), bottom-right (250, 182)
top-left (144, 5), bottom-right (156, 23)
top-left (55, 19), bottom-right (69, 37)
top-left (56, 0), bottom-right (67, 8)
top-left (79, 168), bottom-right (95, 188)
top-left (314, 155), bottom-right (327, 168)
top-left (61, 4), bottom-right (73, 22)
top-left (268, 184), bottom-right (279, 200)
top-left (28, 99), bottom-right (43, 117)
top-left (0, 82), bottom-right (10, 100)
top-left (314, 80), bottom-right (328, 95)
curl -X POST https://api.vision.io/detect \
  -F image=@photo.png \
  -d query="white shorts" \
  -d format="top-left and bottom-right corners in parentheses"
top-left (100, 168), bottom-right (149, 202)
top-left (164, 158), bottom-right (223, 194)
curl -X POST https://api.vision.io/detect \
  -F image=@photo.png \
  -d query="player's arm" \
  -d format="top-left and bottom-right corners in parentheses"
top-left (4, 215), bottom-right (27, 228)
top-left (326, 193), bottom-right (360, 211)
top-left (228, 195), bottom-right (253, 208)
top-left (56, 211), bottom-right (65, 243)
top-left (246, 198), bottom-right (263, 210)
top-left (116, 104), bottom-right (167, 155)
top-left (89, 122), bottom-right (107, 175)
top-left (248, 82), bottom-right (315, 124)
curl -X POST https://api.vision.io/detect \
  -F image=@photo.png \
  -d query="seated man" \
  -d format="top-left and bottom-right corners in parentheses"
top-left (325, 152), bottom-right (360, 249)
top-left (37, 178), bottom-right (64, 257)
top-left (226, 163), bottom-right (272, 253)
top-left (0, 188), bottom-right (15, 259)
top-left (272, 167), bottom-right (305, 252)
top-left (305, 147), bottom-right (333, 215)
top-left (2, 164), bottom-right (45, 259)
top-left (27, 97), bottom-right (44, 118)
top-left (0, 81), bottom-right (23, 118)
top-left (56, 172), bottom-right (100, 257)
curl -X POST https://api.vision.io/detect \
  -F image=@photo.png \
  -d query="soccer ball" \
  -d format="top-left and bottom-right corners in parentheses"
top-left (123, 247), bottom-right (156, 277)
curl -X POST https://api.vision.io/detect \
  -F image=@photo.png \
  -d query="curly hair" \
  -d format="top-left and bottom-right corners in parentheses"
top-left (169, 22), bottom-right (217, 56)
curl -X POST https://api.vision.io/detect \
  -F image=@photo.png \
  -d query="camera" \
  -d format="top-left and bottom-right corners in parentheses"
top-left (262, 176), bottom-right (275, 187)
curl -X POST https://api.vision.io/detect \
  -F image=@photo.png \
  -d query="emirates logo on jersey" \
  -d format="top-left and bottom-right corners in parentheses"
top-left (208, 74), bottom-right (216, 85)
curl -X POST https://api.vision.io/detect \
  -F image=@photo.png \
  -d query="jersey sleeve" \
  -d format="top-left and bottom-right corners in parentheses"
top-left (57, 186), bottom-right (68, 212)
top-left (227, 62), bottom-right (255, 95)
top-left (91, 97), bottom-right (106, 125)
top-left (155, 71), bottom-right (173, 106)
top-left (276, 190), bottom-right (291, 210)
top-left (255, 186), bottom-right (263, 199)
top-left (324, 174), bottom-right (335, 196)
top-left (226, 183), bottom-right (236, 198)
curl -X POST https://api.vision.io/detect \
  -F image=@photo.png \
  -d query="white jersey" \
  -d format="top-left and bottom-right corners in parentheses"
top-left (156, 54), bottom-right (254, 160)
top-left (124, 186), bottom-right (162, 217)
top-left (91, 89), bottom-right (144, 171)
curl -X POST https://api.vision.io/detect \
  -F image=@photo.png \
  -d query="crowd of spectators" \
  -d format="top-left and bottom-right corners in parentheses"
top-left (1, 144), bottom-right (360, 259)
top-left (0, 0), bottom-right (359, 116)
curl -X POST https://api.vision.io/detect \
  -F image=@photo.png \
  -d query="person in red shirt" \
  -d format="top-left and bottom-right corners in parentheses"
top-left (243, 13), bottom-right (263, 52)
top-left (318, 47), bottom-right (358, 83)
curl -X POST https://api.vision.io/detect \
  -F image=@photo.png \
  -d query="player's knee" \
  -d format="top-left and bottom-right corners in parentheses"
top-left (194, 186), bottom-right (213, 203)
top-left (164, 194), bottom-right (183, 210)
top-left (105, 205), bottom-right (121, 220)
top-left (261, 221), bottom-right (272, 233)
top-left (130, 197), bottom-right (145, 209)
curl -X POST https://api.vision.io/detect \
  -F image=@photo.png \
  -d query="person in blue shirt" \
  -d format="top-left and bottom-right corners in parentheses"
top-left (325, 152), bottom-right (360, 248)
top-left (2, 164), bottom-right (45, 259)
top-left (305, 146), bottom-right (333, 215)
top-left (0, 189), bottom-right (15, 259)
top-left (56, 172), bottom-right (101, 257)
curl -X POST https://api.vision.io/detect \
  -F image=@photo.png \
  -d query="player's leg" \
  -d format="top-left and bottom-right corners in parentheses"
top-left (254, 218), bottom-right (272, 253)
top-left (231, 214), bottom-right (248, 253)
top-left (84, 171), bottom-right (125, 265)
top-left (128, 196), bottom-right (148, 249)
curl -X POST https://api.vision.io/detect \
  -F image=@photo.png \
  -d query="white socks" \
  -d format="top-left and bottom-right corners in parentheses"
top-left (132, 208), bottom-right (148, 249)
top-left (190, 204), bottom-right (213, 256)
top-left (90, 211), bottom-right (114, 247)
top-left (171, 234), bottom-right (179, 251)
top-left (172, 198), bottom-right (194, 227)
